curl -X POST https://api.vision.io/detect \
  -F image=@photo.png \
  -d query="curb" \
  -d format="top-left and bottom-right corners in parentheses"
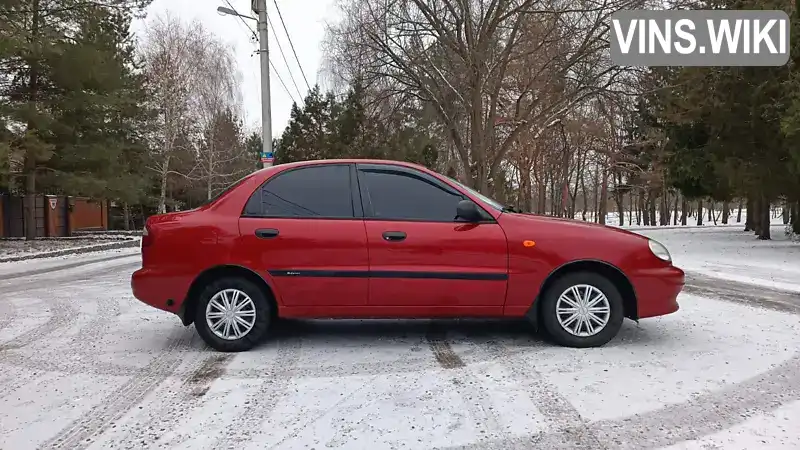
top-left (72, 230), bottom-right (143, 237)
top-left (0, 239), bottom-right (140, 263)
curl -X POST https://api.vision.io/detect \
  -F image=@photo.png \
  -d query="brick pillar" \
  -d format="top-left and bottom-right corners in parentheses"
top-left (44, 195), bottom-right (59, 237)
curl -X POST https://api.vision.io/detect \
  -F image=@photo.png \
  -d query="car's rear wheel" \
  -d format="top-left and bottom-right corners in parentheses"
top-left (194, 277), bottom-right (271, 352)
top-left (539, 272), bottom-right (624, 348)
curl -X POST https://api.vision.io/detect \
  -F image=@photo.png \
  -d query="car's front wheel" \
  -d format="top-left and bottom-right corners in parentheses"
top-left (194, 277), bottom-right (272, 352)
top-left (539, 272), bottom-right (625, 348)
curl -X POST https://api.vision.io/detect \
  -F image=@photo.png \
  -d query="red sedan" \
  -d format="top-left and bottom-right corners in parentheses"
top-left (131, 159), bottom-right (684, 352)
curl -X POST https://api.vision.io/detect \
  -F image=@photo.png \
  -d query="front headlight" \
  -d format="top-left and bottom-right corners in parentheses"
top-left (648, 239), bottom-right (671, 262)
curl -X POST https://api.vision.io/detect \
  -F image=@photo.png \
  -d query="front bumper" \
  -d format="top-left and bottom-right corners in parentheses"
top-left (632, 265), bottom-right (685, 319)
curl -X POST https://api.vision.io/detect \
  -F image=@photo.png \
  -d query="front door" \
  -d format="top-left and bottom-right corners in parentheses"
top-left (237, 163), bottom-right (369, 309)
top-left (356, 164), bottom-right (508, 315)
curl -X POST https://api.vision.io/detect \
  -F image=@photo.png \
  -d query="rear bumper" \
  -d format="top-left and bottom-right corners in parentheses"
top-left (631, 265), bottom-right (685, 319)
top-left (131, 267), bottom-right (186, 316)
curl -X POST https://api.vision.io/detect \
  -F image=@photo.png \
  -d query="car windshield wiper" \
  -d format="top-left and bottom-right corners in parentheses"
top-left (501, 205), bottom-right (522, 213)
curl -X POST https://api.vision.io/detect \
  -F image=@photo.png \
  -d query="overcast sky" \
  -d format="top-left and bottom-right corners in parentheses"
top-left (132, 0), bottom-right (338, 138)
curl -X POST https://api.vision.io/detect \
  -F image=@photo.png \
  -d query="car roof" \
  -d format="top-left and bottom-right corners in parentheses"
top-left (256, 159), bottom-right (430, 175)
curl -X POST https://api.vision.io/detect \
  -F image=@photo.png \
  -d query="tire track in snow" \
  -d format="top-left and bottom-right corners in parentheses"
top-left (39, 326), bottom-right (196, 450)
top-left (0, 324), bottom-right (521, 380)
top-left (684, 272), bottom-right (800, 314)
top-left (0, 252), bottom-right (137, 282)
top-left (0, 261), bottom-right (138, 352)
top-left (92, 347), bottom-right (227, 448)
top-left (0, 292), bottom-right (18, 332)
top-left (0, 292), bottom-right (77, 352)
top-left (426, 320), bottom-right (467, 369)
top-left (0, 260), bottom-right (140, 297)
top-left (438, 278), bottom-right (800, 450)
top-left (210, 338), bottom-right (303, 449)
top-left (0, 282), bottom-right (123, 400)
top-left (253, 329), bottom-right (435, 449)
top-left (460, 326), bottom-right (603, 450)
top-left (439, 351), bottom-right (800, 450)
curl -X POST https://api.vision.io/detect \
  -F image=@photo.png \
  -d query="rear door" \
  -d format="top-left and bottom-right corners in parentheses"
top-left (357, 163), bottom-right (508, 314)
top-left (237, 163), bottom-right (369, 308)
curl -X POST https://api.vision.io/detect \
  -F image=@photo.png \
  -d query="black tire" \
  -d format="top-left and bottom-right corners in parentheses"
top-left (194, 277), bottom-right (272, 352)
top-left (539, 271), bottom-right (625, 348)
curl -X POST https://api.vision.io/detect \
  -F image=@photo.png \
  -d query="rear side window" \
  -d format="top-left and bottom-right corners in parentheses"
top-left (359, 168), bottom-right (464, 221)
top-left (244, 165), bottom-right (354, 218)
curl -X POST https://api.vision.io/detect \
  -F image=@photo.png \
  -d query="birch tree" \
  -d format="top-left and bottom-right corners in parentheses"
top-left (193, 37), bottom-right (249, 200)
top-left (140, 13), bottom-right (205, 213)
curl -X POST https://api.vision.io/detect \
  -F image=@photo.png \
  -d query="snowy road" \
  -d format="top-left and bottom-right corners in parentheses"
top-left (1, 227), bottom-right (800, 450)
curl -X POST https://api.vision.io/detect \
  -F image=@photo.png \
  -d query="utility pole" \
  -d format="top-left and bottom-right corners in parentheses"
top-left (217, 2), bottom-right (273, 169)
top-left (252, 0), bottom-right (273, 168)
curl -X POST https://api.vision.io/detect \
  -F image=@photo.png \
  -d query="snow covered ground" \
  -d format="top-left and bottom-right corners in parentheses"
top-left (1, 226), bottom-right (799, 449)
top-left (638, 224), bottom-right (800, 293)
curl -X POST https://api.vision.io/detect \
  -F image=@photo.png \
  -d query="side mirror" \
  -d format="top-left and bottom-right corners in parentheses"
top-left (456, 199), bottom-right (483, 222)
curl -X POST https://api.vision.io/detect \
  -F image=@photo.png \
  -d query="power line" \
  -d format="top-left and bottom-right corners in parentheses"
top-left (266, 12), bottom-right (304, 100)
top-left (272, 0), bottom-right (312, 91)
top-left (223, 0), bottom-right (257, 40)
top-left (218, 1), bottom-right (298, 105)
top-left (269, 59), bottom-right (299, 105)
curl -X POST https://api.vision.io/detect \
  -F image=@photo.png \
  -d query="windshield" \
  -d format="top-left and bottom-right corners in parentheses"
top-left (446, 177), bottom-right (505, 212)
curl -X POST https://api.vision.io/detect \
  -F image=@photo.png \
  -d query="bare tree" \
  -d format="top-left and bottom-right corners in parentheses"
top-left (140, 13), bottom-right (207, 213)
top-left (193, 37), bottom-right (249, 200)
top-left (326, 0), bottom-right (638, 196)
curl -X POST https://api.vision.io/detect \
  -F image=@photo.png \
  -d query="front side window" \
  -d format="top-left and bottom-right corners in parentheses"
top-left (359, 167), bottom-right (465, 221)
top-left (244, 165), bottom-right (354, 218)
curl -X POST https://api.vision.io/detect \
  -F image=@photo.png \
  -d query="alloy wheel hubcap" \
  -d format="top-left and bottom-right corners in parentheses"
top-left (205, 289), bottom-right (257, 340)
top-left (555, 284), bottom-right (611, 337)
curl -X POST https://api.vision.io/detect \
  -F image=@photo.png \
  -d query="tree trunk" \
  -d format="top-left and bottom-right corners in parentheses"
top-left (792, 199), bottom-right (800, 235)
top-left (753, 197), bottom-right (763, 236)
top-left (660, 192), bottom-right (669, 226)
top-left (680, 198), bottom-right (688, 225)
top-left (538, 182), bottom-right (547, 215)
top-left (519, 167), bottom-right (532, 212)
top-left (593, 171), bottom-right (599, 221)
top-left (649, 195), bottom-right (657, 226)
top-left (783, 201), bottom-right (790, 225)
top-left (697, 199), bottom-right (704, 226)
top-left (615, 192), bottom-right (624, 226)
top-left (672, 194), bottom-right (679, 225)
top-left (628, 194), bottom-right (633, 225)
top-left (707, 201), bottom-right (713, 222)
top-left (758, 195), bottom-right (771, 240)
top-left (642, 194), bottom-right (651, 226)
top-left (745, 197), bottom-right (754, 231)
top-left (580, 169), bottom-right (588, 220)
top-left (637, 193), bottom-right (644, 225)
top-left (737, 198), bottom-right (743, 223)
top-left (123, 203), bottom-right (131, 231)
top-left (722, 201), bottom-right (730, 224)
top-left (159, 172), bottom-right (169, 214)
top-left (598, 165), bottom-right (608, 224)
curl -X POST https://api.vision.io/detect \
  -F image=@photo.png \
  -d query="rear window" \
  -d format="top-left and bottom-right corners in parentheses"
top-left (201, 174), bottom-right (252, 206)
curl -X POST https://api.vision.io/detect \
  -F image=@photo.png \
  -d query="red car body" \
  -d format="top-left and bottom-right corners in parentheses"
top-left (132, 159), bottom-right (683, 349)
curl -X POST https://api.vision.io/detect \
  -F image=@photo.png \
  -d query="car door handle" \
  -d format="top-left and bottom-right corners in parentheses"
top-left (255, 228), bottom-right (279, 239)
top-left (382, 231), bottom-right (406, 241)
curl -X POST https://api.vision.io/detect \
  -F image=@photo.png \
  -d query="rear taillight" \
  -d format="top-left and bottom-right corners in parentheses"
top-left (141, 226), bottom-right (153, 248)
